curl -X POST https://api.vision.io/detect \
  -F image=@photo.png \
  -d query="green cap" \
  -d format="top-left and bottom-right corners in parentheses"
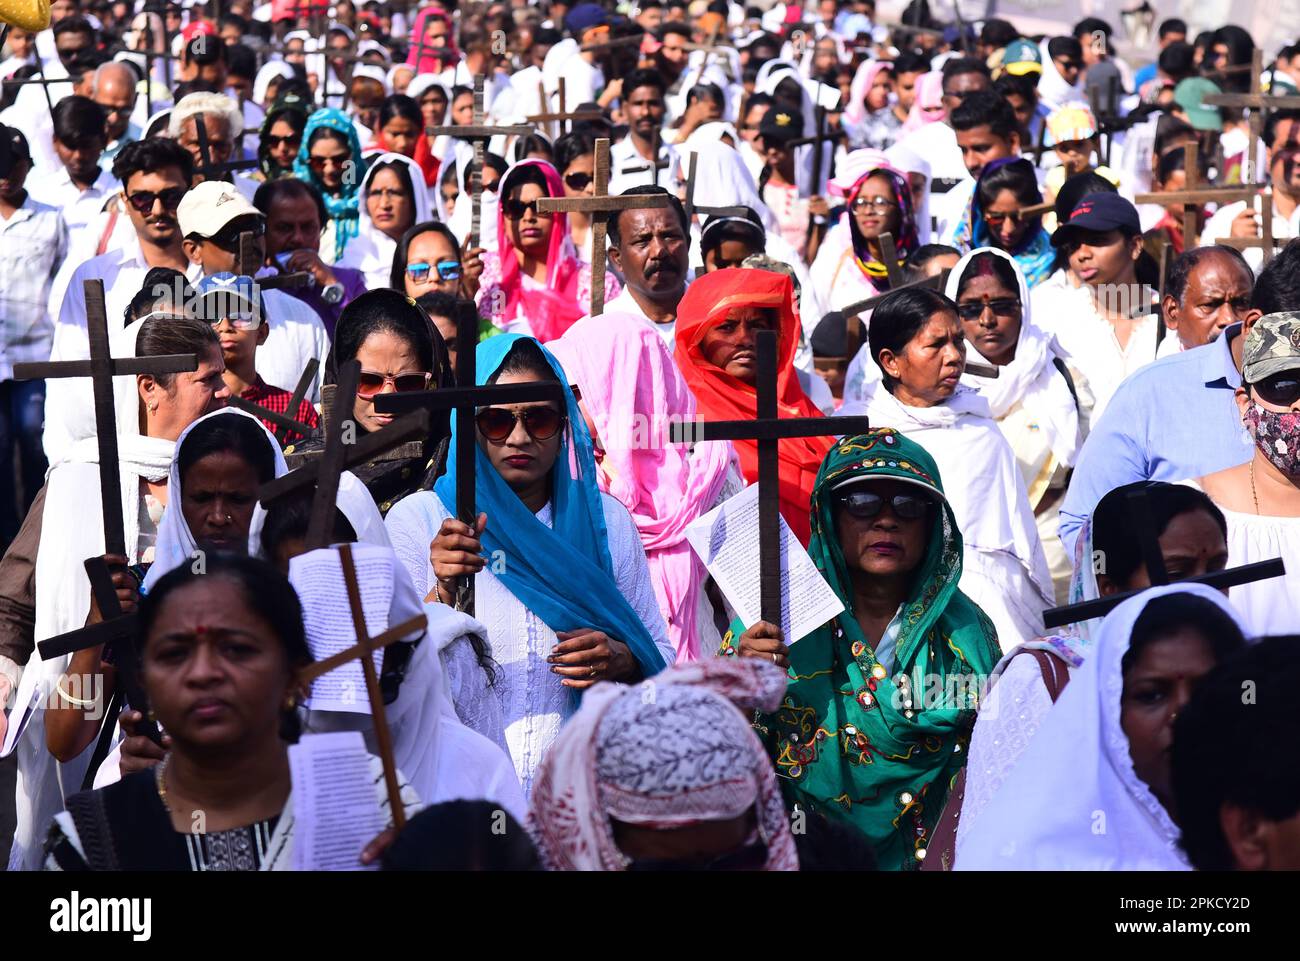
top-left (1002, 38), bottom-right (1042, 76)
top-left (1173, 77), bottom-right (1223, 131)
top-left (1243, 312), bottom-right (1300, 383)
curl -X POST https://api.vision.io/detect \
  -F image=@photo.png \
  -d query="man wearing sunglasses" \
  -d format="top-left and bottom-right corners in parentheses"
top-left (49, 139), bottom-right (196, 373)
top-left (178, 181), bottom-right (330, 404)
top-left (197, 272), bottom-right (319, 444)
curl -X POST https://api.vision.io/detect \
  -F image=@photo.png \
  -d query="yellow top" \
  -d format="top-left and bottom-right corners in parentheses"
top-left (0, 0), bottom-right (51, 32)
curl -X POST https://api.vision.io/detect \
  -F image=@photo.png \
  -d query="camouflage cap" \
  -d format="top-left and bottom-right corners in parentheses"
top-left (1243, 311), bottom-right (1300, 383)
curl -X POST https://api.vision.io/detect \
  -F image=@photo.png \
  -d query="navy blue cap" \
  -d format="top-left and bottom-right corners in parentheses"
top-left (1050, 191), bottom-right (1141, 246)
top-left (565, 3), bottom-right (609, 37)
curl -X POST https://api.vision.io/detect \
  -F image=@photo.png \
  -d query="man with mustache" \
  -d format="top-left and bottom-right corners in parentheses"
top-left (603, 184), bottom-right (690, 344)
top-left (610, 69), bottom-right (680, 193)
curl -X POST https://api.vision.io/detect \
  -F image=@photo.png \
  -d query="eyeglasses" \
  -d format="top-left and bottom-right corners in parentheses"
top-left (1056, 59), bottom-right (1083, 71)
top-left (956, 298), bottom-right (1021, 320)
top-left (502, 197), bottom-right (549, 220)
top-left (836, 490), bottom-right (934, 521)
top-left (206, 311), bottom-right (261, 331)
top-left (475, 405), bottom-right (565, 442)
top-left (406, 260), bottom-right (461, 283)
top-left (368, 187), bottom-right (408, 202)
top-left (357, 369), bottom-right (433, 398)
top-left (564, 171), bottom-right (593, 191)
top-left (1252, 371), bottom-right (1300, 407)
top-left (125, 186), bottom-right (187, 213)
top-left (851, 196), bottom-right (898, 213)
top-left (309, 153), bottom-right (351, 171)
top-left (982, 210), bottom-right (1023, 227)
top-left (264, 133), bottom-right (302, 149)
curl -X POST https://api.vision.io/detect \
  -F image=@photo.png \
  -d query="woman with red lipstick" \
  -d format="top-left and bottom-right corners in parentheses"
top-left (675, 268), bottom-right (830, 544)
top-left (846, 286), bottom-right (1055, 651)
top-left (475, 159), bottom-right (619, 341)
top-left (723, 429), bottom-right (1001, 869)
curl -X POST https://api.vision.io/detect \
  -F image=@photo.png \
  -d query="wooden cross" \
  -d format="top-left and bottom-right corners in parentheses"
top-left (1214, 188), bottom-right (1290, 263)
top-left (668, 330), bottom-right (872, 624)
top-left (623, 126), bottom-right (672, 183)
top-left (1134, 142), bottom-right (1255, 249)
top-left (427, 75), bottom-right (532, 252)
top-left (1201, 49), bottom-right (1300, 187)
top-left (682, 150), bottom-right (752, 223)
top-left (371, 309), bottom-right (566, 615)
top-left (192, 111), bottom-right (260, 183)
top-left (226, 357), bottom-right (319, 447)
top-left (534, 137), bottom-right (673, 316)
top-left (235, 231), bottom-right (313, 292)
top-left (1042, 487), bottom-right (1287, 628)
top-left (1087, 74), bottom-right (1124, 167)
top-left (527, 80), bottom-right (603, 135)
top-left (297, 542), bottom-right (427, 830)
top-left (13, 280), bottom-right (197, 743)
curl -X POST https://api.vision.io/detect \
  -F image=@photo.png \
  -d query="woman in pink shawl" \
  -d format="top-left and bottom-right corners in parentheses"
top-left (476, 159), bottom-right (619, 341)
top-left (549, 313), bottom-right (736, 661)
top-left (406, 7), bottom-right (459, 74)
top-left (527, 658), bottom-right (798, 871)
top-left (901, 71), bottom-right (946, 134)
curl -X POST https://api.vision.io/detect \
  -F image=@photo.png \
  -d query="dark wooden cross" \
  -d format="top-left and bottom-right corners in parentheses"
top-left (1087, 74), bottom-right (1124, 167)
top-left (668, 330), bottom-right (871, 625)
top-left (534, 137), bottom-right (673, 315)
top-left (226, 357), bottom-right (319, 447)
top-left (427, 75), bottom-right (533, 252)
top-left (192, 111), bottom-right (260, 183)
top-left (1202, 49), bottom-right (1300, 188)
top-left (527, 80), bottom-right (603, 136)
top-left (297, 542), bottom-right (427, 830)
top-left (371, 308), bottom-right (566, 615)
top-left (682, 150), bottom-right (752, 223)
top-left (1215, 188), bottom-right (1289, 264)
top-left (1042, 487), bottom-right (1287, 628)
top-left (13, 280), bottom-right (197, 744)
top-left (234, 230), bottom-right (313, 292)
top-left (1134, 142), bottom-right (1255, 249)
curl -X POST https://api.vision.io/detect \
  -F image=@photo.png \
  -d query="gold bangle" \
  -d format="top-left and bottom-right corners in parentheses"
top-left (54, 680), bottom-right (97, 708)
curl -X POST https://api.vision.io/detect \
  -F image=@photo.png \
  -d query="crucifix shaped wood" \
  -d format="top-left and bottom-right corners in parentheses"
top-left (13, 280), bottom-right (197, 744)
top-left (1202, 49), bottom-right (1300, 187)
top-left (226, 357), bottom-right (319, 447)
top-left (534, 136), bottom-right (673, 316)
top-left (527, 80), bottom-right (603, 136)
top-left (297, 542), bottom-right (427, 830)
top-left (192, 111), bottom-right (260, 183)
top-left (371, 307), bottom-right (566, 615)
top-left (427, 75), bottom-right (533, 252)
top-left (1215, 187), bottom-right (1288, 264)
top-left (681, 150), bottom-right (751, 223)
top-left (235, 230), bottom-right (313, 292)
top-left (669, 330), bottom-right (872, 624)
top-left (1134, 141), bottom-right (1255, 249)
top-left (1042, 486), bottom-right (1287, 629)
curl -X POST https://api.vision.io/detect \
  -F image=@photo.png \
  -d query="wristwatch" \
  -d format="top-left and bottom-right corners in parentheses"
top-left (321, 282), bottom-right (344, 305)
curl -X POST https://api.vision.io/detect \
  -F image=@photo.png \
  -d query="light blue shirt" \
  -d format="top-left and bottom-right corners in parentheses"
top-left (1058, 324), bottom-right (1252, 558)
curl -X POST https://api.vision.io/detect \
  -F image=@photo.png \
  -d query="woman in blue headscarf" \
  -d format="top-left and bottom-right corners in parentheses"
top-left (384, 334), bottom-right (672, 796)
top-left (294, 108), bottom-right (368, 262)
top-left (949, 157), bottom-right (1055, 289)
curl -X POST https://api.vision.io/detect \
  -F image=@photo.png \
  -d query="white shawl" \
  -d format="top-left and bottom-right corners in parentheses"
top-left (337, 152), bottom-right (433, 289)
top-left (956, 582), bottom-right (1245, 870)
top-left (947, 248), bottom-right (1082, 467)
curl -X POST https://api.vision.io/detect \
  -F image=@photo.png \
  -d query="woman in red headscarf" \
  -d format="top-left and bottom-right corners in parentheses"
top-left (407, 7), bottom-right (459, 74)
top-left (675, 268), bottom-right (831, 544)
top-left (476, 159), bottom-right (619, 341)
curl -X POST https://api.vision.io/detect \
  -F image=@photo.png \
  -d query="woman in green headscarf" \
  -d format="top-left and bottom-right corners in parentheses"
top-left (721, 428), bottom-right (1001, 870)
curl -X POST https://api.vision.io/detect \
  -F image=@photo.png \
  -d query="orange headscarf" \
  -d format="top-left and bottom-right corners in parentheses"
top-left (675, 269), bottom-right (831, 544)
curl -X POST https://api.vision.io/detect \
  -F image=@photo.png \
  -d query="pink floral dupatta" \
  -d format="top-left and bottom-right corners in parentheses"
top-left (495, 159), bottom-right (585, 342)
top-left (549, 313), bottom-right (734, 661)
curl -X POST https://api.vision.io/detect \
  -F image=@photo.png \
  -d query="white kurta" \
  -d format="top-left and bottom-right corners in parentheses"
top-left (384, 490), bottom-right (675, 797)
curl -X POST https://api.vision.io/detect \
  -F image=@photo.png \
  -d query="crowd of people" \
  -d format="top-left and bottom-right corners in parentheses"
top-left (0, 0), bottom-right (1298, 873)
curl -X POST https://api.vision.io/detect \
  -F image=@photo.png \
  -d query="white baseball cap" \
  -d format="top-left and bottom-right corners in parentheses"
top-left (177, 181), bottom-right (262, 240)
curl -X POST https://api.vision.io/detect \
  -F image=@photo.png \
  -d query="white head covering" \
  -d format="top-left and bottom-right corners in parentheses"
top-left (754, 60), bottom-right (837, 197)
top-left (443, 150), bottom-right (498, 249)
top-left (947, 247), bottom-right (1082, 467)
top-left (141, 407), bottom-right (289, 591)
top-left (351, 63), bottom-right (390, 90)
top-left (254, 61), bottom-right (296, 106)
top-left (337, 152), bottom-right (433, 288)
top-left (884, 141), bottom-right (933, 245)
top-left (956, 582), bottom-right (1248, 870)
top-left (1037, 38), bottom-right (1085, 112)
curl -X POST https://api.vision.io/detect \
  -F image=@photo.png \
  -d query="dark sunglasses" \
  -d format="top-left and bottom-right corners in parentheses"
top-left (264, 133), bottom-right (302, 149)
top-left (1252, 371), bottom-right (1300, 408)
top-left (626, 839), bottom-right (769, 872)
top-left (125, 186), bottom-right (187, 213)
top-left (357, 369), bottom-right (433, 398)
top-left (956, 299), bottom-right (1021, 321)
top-left (837, 490), bottom-right (934, 521)
top-left (406, 260), bottom-right (461, 283)
top-left (564, 171), bottom-right (593, 191)
top-left (475, 405), bottom-right (565, 442)
top-left (982, 211), bottom-right (1023, 227)
top-left (210, 219), bottom-right (265, 251)
top-left (502, 197), bottom-right (548, 220)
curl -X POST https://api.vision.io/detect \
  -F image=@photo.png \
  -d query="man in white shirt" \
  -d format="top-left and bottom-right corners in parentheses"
top-left (28, 95), bottom-right (118, 254)
top-left (1201, 109), bottom-right (1300, 273)
top-left (177, 181), bottom-right (329, 401)
top-left (609, 69), bottom-right (681, 194)
top-left (935, 90), bottom-right (1024, 244)
top-left (604, 185), bottom-right (691, 345)
top-left (553, 4), bottom-right (611, 108)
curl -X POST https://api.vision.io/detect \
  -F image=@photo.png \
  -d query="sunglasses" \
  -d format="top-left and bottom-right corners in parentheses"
top-left (502, 197), bottom-right (549, 220)
top-left (357, 369), bottom-right (433, 398)
top-left (564, 171), bottom-right (593, 191)
top-left (837, 490), bottom-right (934, 521)
top-left (309, 153), bottom-right (351, 171)
top-left (851, 196), bottom-right (898, 213)
top-left (206, 311), bottom-right (261, 331)
top-left (125, 186), bottom-right (187, 213)
top-left (956, 299), bottom-right (1021, 320)
top-left (1252, 371), bottom-right (1300, 407)
top-left (475, 405), bottom-right (565, 442)
top-left (406, 260), bottom-right (462, 283)
top-left (264, 133), bottom-right (302, 149)
top-left (982, 211), bottom-right (1023, 227)
top-left (210, 219), bottom-right (265, 251)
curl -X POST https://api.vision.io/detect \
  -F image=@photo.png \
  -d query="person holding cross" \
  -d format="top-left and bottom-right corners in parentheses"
top-left (477, 158), bottom-right (618, 340)
top-left (385, 334), bottom-right (672, 796)
top-left (167, 91), bottom-right (260, 201)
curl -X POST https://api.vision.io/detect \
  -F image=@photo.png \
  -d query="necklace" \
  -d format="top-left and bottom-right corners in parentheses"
top-left (1251, 459), bottom-right (1261, 515)
top-left (154, 754), bottom-right (171, 812)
